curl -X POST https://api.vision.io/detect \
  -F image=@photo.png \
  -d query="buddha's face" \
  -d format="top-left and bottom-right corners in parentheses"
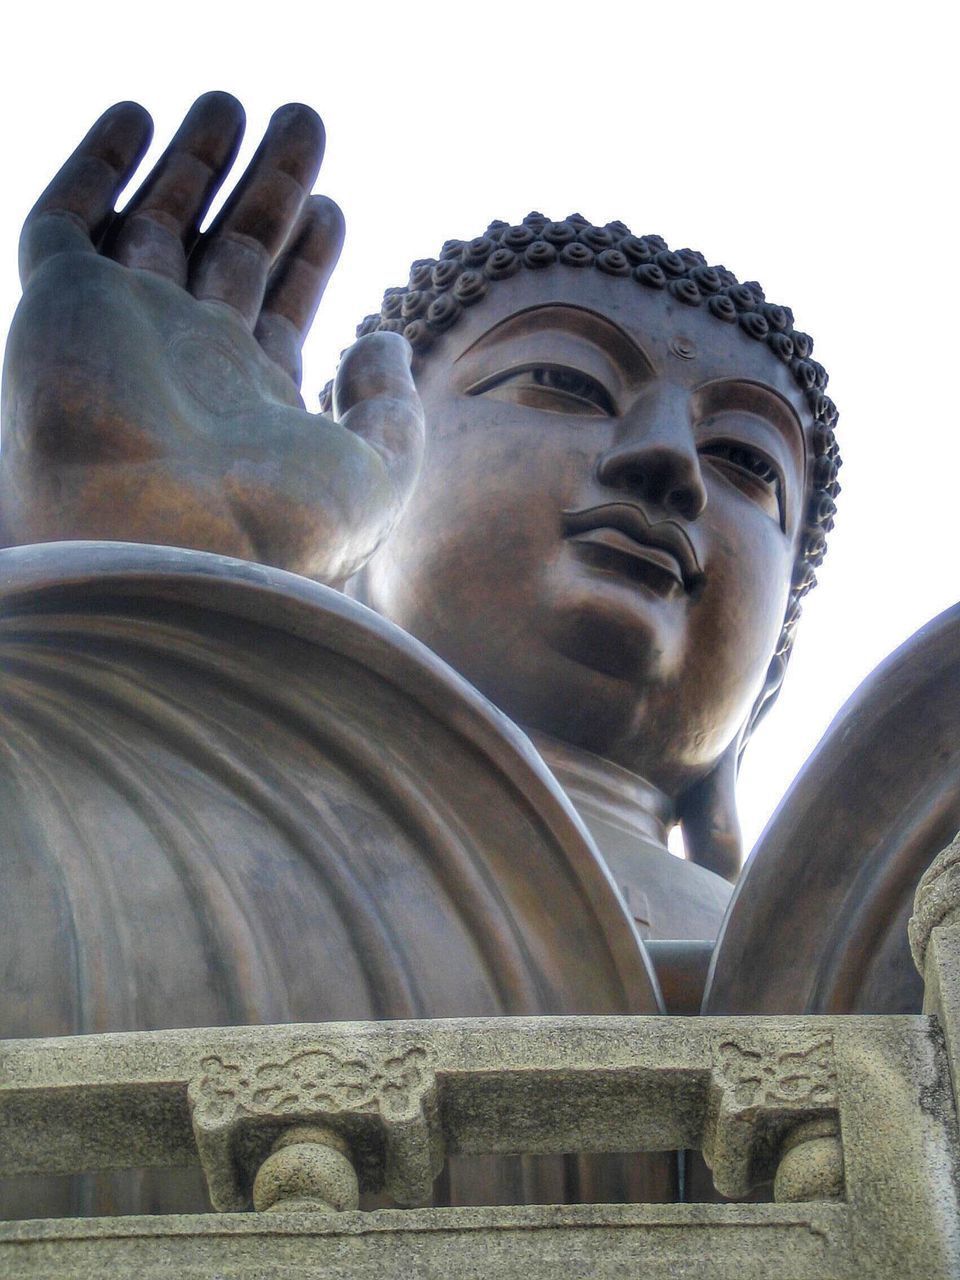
top-left (362, 270), bottom-right (811, 797)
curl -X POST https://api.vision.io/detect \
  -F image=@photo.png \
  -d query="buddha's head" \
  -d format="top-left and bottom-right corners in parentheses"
top-left (332, 214), bottom-right (840, 876)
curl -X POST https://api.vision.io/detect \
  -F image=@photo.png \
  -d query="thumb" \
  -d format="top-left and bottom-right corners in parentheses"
top-left (332, 331), bottom-right (425, 508)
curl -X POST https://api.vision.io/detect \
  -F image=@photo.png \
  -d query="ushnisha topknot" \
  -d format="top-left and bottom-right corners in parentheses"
top-left (332, 212), bottom-right (841, 736)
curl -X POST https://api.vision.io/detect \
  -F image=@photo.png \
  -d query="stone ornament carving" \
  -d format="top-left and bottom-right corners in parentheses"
top-left (704, 1033), bottom-right (840, 1199)
top-left (188, 1038), bottom-right (441, 1211)
top-left (191, 1043), bottom-right (435, 1122)
top-left (186, 1023), bottom-right (843, 1211)
top-left (252, 1125), bottom-right (361, 1213)
top-left (715, 1035), bottom-right (838, 1108)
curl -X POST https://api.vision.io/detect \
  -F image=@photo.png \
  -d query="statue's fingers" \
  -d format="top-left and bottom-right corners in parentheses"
top-left (189, 103), bottom-right (325, 326)
top-left (334, 332), bottom-right (425, 504)
top-left (254, 195), bottom-right (345, 386)
top-left (19, 101), bottom-right (154, 285)
top-left (108, 92), bottom-right (245, 284)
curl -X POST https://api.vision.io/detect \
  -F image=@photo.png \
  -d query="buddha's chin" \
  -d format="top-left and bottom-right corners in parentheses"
top-left (545, 558), bottom-right (681, 688)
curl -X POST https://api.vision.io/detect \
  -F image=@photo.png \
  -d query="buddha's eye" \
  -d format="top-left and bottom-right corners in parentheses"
top-left (699, 439), bottom-right (784, 526)
top-left (468, 365), bottom-right (616, 417)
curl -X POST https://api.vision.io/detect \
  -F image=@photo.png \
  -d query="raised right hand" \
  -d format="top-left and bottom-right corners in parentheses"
top-left (0, 93), bottom-right (424, 584)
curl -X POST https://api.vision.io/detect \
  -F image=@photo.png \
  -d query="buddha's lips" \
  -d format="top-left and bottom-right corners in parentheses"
top-left (562, 503), bottom-right (703, 592)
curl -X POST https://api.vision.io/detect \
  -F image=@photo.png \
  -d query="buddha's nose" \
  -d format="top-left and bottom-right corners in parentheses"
top-left (595, 386), bottom-right (707, 521)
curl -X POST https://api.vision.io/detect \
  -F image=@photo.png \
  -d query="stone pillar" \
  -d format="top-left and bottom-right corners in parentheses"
top-left (909, 832), bottom-right (960, 1101)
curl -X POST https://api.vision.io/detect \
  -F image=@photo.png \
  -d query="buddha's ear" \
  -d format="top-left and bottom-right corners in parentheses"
top-left (677, 735), bottom-right (742, 883)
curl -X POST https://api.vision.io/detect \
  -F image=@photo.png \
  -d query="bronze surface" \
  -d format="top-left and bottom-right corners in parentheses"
top-left (705, 601), bottom-right (960, 1016)
top-left (0, 94), bottom-right (424, 585)
top-left (0, 96), bottom-right (831, 882)
top-left (0, 540), bottom-right (664, 1215)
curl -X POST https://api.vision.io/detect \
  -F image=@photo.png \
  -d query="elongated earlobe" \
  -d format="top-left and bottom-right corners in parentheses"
top-left (678, 737), bottom-right (742, 882)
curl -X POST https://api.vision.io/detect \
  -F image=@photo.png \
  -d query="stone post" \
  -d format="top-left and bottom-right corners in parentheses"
top-left (909, 832), bottom-right (960, 1101)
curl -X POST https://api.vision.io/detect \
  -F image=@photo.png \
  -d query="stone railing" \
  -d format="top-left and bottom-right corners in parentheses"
top-left (3, 838), bottom-right (960, 1279)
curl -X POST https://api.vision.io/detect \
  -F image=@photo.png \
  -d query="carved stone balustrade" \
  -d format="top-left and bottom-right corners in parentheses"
top-left (2, 991), bottom-right (960, 1278)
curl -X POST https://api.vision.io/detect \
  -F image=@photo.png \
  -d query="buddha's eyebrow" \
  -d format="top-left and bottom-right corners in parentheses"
top-left (693, 378), bottom-right (806, 460)
top-left (455, 304), bottom-right (653, 379)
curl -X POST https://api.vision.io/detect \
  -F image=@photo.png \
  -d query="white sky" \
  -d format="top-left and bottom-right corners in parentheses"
top-left (1, 1), bottom-right (957, 856)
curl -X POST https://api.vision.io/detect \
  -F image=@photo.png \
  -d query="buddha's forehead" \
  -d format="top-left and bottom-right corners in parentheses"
top-left (415, 268), bottom-right (809, 418)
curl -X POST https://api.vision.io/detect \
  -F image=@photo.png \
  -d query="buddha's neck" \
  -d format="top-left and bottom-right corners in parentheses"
top-left (529, 732), bottom-right (675, 851)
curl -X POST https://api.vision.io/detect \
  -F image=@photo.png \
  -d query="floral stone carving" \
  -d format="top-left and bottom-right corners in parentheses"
top-left (704, 1033), bottom-right (839, 1198)
top-left (188, 1039), bottom-right (441, 1210)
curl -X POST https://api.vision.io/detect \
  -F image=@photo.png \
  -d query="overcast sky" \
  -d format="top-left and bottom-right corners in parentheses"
top-left (1, 1), bottom-right (957, 855)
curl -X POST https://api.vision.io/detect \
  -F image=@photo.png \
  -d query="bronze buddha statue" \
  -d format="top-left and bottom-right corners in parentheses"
top-left (0, 94), bottom-right (839, 942)
top-left (0, 93), bottom-right (848, 1215)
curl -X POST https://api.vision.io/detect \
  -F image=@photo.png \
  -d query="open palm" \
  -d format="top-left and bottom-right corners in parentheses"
top-left (0, 93), bottom-right (423, 583)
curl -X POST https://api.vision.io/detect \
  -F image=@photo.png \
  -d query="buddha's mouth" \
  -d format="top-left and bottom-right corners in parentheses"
top-left (562, 503), bottom-right (704, 597)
